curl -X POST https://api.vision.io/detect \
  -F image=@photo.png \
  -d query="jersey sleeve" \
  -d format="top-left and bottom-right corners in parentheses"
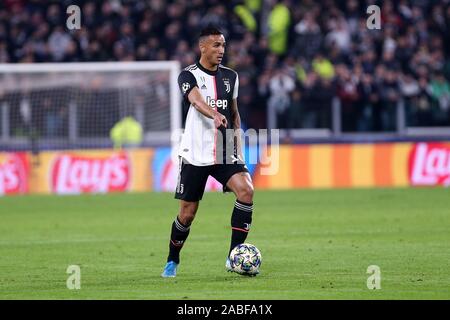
top-left (232, 73), bottom-right (239, 99)
top-left (178, 70), bottom-right (197, 100)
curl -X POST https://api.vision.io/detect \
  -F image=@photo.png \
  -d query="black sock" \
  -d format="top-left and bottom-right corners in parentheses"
top-left (167, 216), bottom-right (190, 264)
top-left (229, 200), bottom-right (253, 255)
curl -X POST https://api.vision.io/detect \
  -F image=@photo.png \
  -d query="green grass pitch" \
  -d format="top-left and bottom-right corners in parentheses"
top-left (0, 188), bottom-right (449, 299)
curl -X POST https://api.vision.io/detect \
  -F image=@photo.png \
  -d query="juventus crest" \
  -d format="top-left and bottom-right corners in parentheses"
top-left (223, 79), bottom-right (230, 93)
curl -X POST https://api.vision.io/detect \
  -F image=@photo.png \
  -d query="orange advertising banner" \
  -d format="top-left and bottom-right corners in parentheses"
top-left (253, 142), bottom-right (450, 189)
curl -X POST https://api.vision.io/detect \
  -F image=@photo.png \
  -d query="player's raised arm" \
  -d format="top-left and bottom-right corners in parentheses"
top-left (187, 87), bottom-right (227, 128)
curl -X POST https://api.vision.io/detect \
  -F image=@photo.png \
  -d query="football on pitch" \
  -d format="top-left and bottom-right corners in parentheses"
top-left (229, 243), bottom-right (262, 275)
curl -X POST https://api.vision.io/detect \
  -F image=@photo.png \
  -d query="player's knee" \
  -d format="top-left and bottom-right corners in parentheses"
top-left (237, 184), bottom-right (254, 203)
top-left (179, 210), bottom-right (196, 226)
top-left (179, 202), bottom-right (198, 225)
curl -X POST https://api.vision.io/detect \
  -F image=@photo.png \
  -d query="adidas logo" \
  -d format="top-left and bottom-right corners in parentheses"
top-left (201, 84), bottom-right (207, 90)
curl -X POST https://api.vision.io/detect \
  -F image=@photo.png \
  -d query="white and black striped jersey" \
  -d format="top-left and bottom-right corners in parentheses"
top-left (177, 61), bottom-right (239, 166)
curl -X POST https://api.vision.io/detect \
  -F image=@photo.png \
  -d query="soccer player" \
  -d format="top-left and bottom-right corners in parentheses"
top-left (161, 27), bottom-right (255, 277)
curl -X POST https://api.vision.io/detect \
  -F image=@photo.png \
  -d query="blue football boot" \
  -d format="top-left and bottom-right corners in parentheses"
top-left (161, 261), bottom-right (178, 278)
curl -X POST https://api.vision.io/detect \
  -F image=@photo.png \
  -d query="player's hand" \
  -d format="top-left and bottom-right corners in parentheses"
top-left (213, 112), bottom-right (227, 128)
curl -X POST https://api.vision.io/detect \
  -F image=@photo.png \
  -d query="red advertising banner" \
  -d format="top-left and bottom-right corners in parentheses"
top-left (50, 152), bottom-right (131, 194)
top-left (0, 153), bottom-right (29, 195)
top-left (409, 142), bottom-right (450, 186)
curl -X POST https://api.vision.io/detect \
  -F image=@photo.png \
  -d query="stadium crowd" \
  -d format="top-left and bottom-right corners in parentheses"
top-left (1, 0), bottom-right (450, 133)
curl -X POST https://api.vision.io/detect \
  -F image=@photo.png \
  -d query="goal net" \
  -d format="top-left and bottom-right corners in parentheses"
top-left (0, 61), bottom-right (180, 152)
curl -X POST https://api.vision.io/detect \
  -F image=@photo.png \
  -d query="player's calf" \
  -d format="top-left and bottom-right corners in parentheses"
top-left (229, 199), bottom-right (253, 254)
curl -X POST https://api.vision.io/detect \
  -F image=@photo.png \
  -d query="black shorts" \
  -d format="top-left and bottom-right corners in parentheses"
top-left (174, 158), bottom-right (249, 202)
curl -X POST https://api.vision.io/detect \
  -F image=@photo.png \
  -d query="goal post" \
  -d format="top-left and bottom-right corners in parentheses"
top-left (0, 61), bottom-right (181, 151)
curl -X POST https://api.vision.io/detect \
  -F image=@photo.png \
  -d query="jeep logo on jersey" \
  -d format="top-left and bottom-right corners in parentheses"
top-left (206, 96), bottom-right (228, 109)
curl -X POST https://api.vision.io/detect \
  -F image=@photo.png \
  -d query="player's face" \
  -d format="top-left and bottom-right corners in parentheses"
top-left (200, 35), bottom-right (226, 66)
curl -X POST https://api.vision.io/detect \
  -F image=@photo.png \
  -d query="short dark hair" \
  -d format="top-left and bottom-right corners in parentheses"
top-left (199, 26), bottom-right (223, 40)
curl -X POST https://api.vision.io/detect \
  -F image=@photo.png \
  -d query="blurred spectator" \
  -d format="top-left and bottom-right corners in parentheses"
top-left (235, 72), bottom-right (254, 129)
top-left (110, 115), bottom-right (143, 149)
top-left (287, 90), bottom-right (302, 128)
top-left (357, 73), bottom-right (380, 131)
top-left (315, 78), bottom-right (334, 129)
top-left (325, 16), bottom-right (351, 54)
top-left (234, 2), bottom-right (257, 33)
top-left (312, 52), bottom-right (335, 80)
top-left (267, 0), bottom-right (291, 56)
top-left (413, 77), bottom-right (434, 126)
top-left (336, 64), bottom-right (360, 132)
top-left (267, 67), bottom-right (295, 129)
top-left (429, 72), bottom-right (450, 125)
top-left (292, 11), bottom-right (322, 59)
top-left (379, 69), bottom-right (400, 131)
top-left (42, 97), bottom-right (66, 138)
top-left (400, 73), bottom-right (420, 126)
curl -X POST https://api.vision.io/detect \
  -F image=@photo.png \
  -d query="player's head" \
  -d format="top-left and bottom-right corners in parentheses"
top-left (198, 26), bottom-right (225, 66)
